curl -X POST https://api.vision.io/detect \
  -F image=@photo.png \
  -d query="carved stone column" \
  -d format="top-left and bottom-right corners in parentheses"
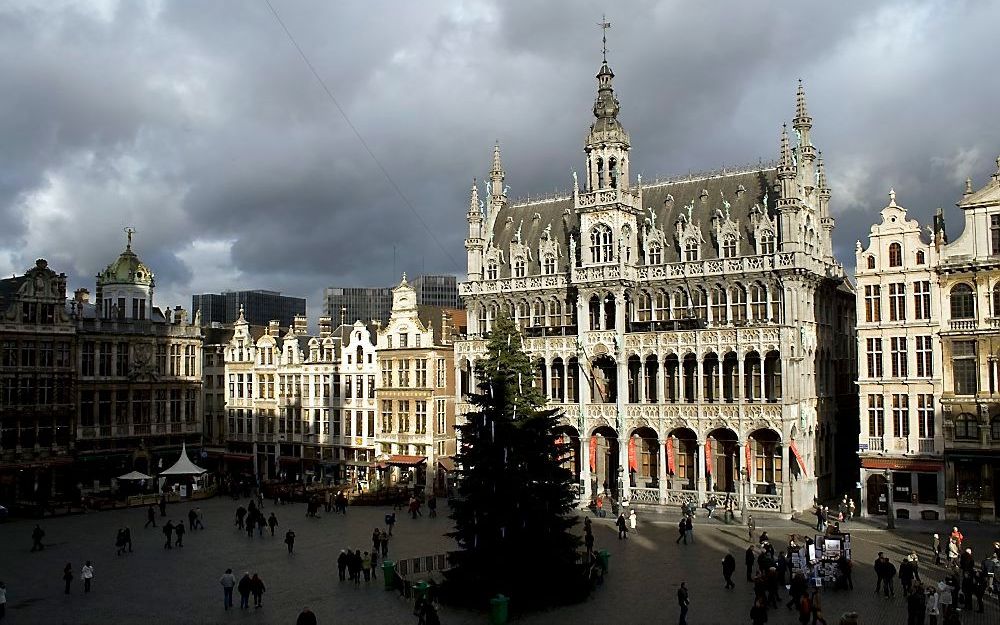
top-left (697, 440), bottom-right (707, 502)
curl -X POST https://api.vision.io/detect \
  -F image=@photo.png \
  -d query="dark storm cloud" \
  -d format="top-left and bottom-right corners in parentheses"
top-left (2, 0), bottom-right (999, 317)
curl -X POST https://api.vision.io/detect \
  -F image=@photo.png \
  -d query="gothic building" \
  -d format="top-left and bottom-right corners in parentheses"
top-left (457, 54), bottom-right (857, 514)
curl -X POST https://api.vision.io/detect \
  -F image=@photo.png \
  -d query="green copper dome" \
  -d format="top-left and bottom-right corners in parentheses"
top-left (97, 243), bottom-right (154, 287)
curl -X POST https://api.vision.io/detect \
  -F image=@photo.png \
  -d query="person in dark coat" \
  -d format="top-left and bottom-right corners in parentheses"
top-left (284, 530), bottom-right (296, 554)
top-left (585, 530), bottom-right (595, 555)
top-left (145, 505), bottom-right (156, 528)
top-left (900, 557), bottom-right (914, 595)
top-left (249, 573), bottom-right (265, 608)
top-left (337, 550), bottom-right (348, 581)
top-left (883, 558), bottom-right (897, 598)
top-left (174, 520), bottom-right (185, 547)
top-left (158, 494), bottom-right (167, 517)
top-left (268, 513), bottom-right (278, 536)
top-left (616, 513), bottom-right (628, 539)
top-left (745, 546), bottom-right (756, 581)
top-left (123, 527), bottom-right (133, 553)
top-left (296, 608), bottom-right (318, 625)
top-left (235, 505), bottom-right (246, 529)
top-left (676, 517), bottom-right (687, 545)
top-left (162, 521), bottom-right (174, 549)
top-left (750, 597), bottom-right (768, 625)
top-left (722, 553), bottom-right (736, 589)
top-left (30, 525), bottom-right (45, 552)
top-left (62, 563), bottom-right (73, 594)
top-left (237, 572), bottom-right (251, 609)
top-left (188, 508), bottom-right (198, 531)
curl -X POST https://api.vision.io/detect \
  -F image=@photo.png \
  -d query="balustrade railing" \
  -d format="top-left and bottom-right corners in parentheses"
top-left (746, 493), bottom-right (782, 511)
top-left (949, 319), bottom-right (977, 331)
top-left (918, 438), bottom-right (936, 453)
top-left (664, 488), bottom-right (699, 506)
top-left (628, 487), bottom-right (660, 504)
top-left (868, 437), bottom-right (885, 452)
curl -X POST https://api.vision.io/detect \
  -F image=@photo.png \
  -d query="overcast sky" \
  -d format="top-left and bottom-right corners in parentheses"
top-left (2, 0), bottom-right (999, 320)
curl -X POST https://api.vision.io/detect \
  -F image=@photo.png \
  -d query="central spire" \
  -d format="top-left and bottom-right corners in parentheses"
top-left (584, 18), bottom-right (630, 192)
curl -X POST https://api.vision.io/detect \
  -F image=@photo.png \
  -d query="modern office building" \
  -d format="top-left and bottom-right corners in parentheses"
top-left (411, 274), bottom-right (460, 309)
top-left (192, 290), bottom-right (305, 329)
top-left (323, 286), bottom-right (392, 326)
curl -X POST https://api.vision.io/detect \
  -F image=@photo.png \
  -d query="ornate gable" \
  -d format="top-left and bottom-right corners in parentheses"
top-left (674, 199), bottom-right (704, 259)
top-left (642, 204), bottom-right (666, 264)
top-left (749, 198), bottom-right (778, 254)
top-left (537, 222), bottom-right (561, 273)
top-left (711, 191), bottom-right (741, 257)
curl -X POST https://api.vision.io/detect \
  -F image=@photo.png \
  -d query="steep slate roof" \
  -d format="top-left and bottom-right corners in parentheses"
top-left (488, 168), bottom-right (777, 278)
top-left (0, 275), bottom-right (27, 311)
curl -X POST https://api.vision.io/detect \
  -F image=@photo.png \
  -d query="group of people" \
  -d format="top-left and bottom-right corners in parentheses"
top-left (813, 495), bottom-right (856, 532)
top-left (336, 548), bottom-right (378, 584)
top-left (742, 538), bottom-right (836, 625)
top-left (233, 501), bottom-right (297, 551)
top-left (61, 561), bottom-right (95, 594)
top-left (218, 569), bottom-right (266, 610)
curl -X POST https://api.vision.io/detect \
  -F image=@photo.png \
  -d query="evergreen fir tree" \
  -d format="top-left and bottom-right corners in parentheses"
top-left (445, 315), bottom-right (586, 610)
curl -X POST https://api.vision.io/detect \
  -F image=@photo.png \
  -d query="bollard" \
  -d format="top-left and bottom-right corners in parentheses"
top-left (597, 549), bottom-right (611, 574)
top-left (382, 560), bottom-right (395, 591)
top-left (489, 593), bottom-right (509, 625)
top-left (413, 580), bottom-right (429, 603)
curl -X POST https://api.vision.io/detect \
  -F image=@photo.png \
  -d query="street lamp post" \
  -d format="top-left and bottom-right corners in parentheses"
top-left (884, 468), bottom-right (895, 530)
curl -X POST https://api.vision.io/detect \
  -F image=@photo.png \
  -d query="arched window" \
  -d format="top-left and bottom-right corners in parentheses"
top-left (477, 305), bottom-right (487, 334)
top-left (637, 292), bottom-right (652, 322)
top-left (673, 289), bottom-right (689, 318)
top-left (955, 413), bottom-right (979, 440)
top-left (653, 290), bottom-right (670, 321)
top-left (722, 234), bottom-right (738, 258)
top-left (590, 224), bottom-right (613, 263)
top-left (684, 238), bottom-right (699, 262)
top-left (866, 255), bottom-right (876, 270)
top-left (711, 286), bottom-right (727, 325)
top-left (648, 242), bottom-right (662, 265)
top-left (950, 284), bottom-right (976, 319)
top-left (532, 300), bottom-right (545, 326)
top-left (730, 284), bottom-right (747, 324)
top-left (513, 257), bottom-right (526, 278)
top-left (692, 287), bottom-right (708, 322)
top-left (915, 250), bottom-right (925, 265)
top-left (543, 254), bottom-right (556, 275)
top-left (888, 243), bottom-right (902, 267)
top-left (759, 230), bottom-right (776, 255)
top-left (547, 299), bottom-right (562, 326)
top-left (609, 157), bottom-right (618, 189)
top-left (516, 301), bottom-right (530, 330)
top-left (486, 261), bottom-right (498, 280)
top-left (750, 283), bottom-right (767, 321)
top-left (596, 157), bottom-right (605, 188)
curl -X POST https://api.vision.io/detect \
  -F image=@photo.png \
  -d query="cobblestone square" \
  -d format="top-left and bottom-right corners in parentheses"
top-left (2, 499), bottom-right (999, 624)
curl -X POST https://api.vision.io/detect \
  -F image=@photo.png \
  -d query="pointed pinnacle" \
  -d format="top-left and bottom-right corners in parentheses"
top-left (491, 141), bottom-right (503, 176)
top-left (779, 124), bottom-right (792, 168)
top-left (795, 79), bottom-right (809, 120)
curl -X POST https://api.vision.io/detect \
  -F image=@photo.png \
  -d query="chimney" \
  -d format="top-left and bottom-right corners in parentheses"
top-left (318, 316), bottom-right (332, 338)
top-left (294, 314), bottom-right (308, 335)
top-left (174, 305), bottom-right (186, 325)
top-left (74, 288), bottom-right (90, 304)
top-left (268, 320), bottom-right (280, 336)
top-left (440, 310), bottom-right (452, 346)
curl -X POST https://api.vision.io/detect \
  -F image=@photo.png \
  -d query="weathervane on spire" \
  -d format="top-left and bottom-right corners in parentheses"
top-left (124, 226), bottom-right (136, 250)
top-left (598, 15), bottom-right (611, 61)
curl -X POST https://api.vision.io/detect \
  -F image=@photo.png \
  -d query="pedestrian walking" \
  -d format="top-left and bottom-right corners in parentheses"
top-left (722, 553), bottom-right (736, 589)
top-left (385, 512), bottom-right (395, 535)
top-left (235, 505), bottom-right (246, 529)
top-left (907, 584), bottom-right (926, 625)
top-left (284, 529), bottom-right (296, 554)
top-left (677, 581), bottom-right (689, 625)
top-left (163, 521), bottom-right (174, 549)
top-left (337, 550), bottom-right (348, 581)
top-left (174, 520), bottom-right (185, 547)
top-left (747, 515), bottom-right (755, 543)
top-left (616, 512), bottom-right (628, 539)
top-left (194, 507), bottom-right (204, 529)
top-left (362, 552), bottom-right (372, 582)
top-left (237, 572), bottom-right (251, 609)
top-left (585, 529), bottom-right (595, 555)
top-left (684, 516), bottom-right (694, 543)
top-left (250, 573), bottom-right (265, 608)
top-left (158, 494), bottom-right (167, 517)
top-left (797, 592), bottom-right (811, 625)
top-left (219, 568), bottom-right (236, 610)
top-left (115, 529), bottom-right (127, 556)
top-left (81, 561), bottom-right (94, 593)
top-left (428, 496), bottom-right (437, 518)
top-left (848, 498), bottom-right (856, 520)
top-left (30, 525), bottom-right (45, 552)
top-left (268, 512), bottom-right (278, 536)
top-left (933, 533), bottom-right (942, 565)
top-left (675, 517), bottom-right (687, 544)
top-left (750, 597), bottom-right (768, 625)
top-left (379, 530), bottom-right (389, 557)
top-left (351, 550), bottom-right (362, 586)
top-left (745, 545), bottom-right (756, 581)
top-left (629, 508), bottom-right (637, 533)
top-left (884, 557), bottom-right (897, 598)
top-left (926, 585), bottom-right (939, 625)
top-left (62, 563), bottom-right (73, 594)
top-left (123, 527), bottom-right (132, 553)
top-left (188, 508), bottom-right (197, 531)
top-left (145, 505), bottom-right (156, 528)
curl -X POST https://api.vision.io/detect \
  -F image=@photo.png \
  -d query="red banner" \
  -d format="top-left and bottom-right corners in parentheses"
top-left (589, 436), bottom-right (597, 472)
top-left (745, 441), bottom-right (752, 482)
top-left (789, 440), bottom-right (806, 472)
top-left (666, 438), bottom-right (675, 475)
top-left (628, 437), bottom-right (637, 472)
top-left (704, 439), bottom-right (712, 474)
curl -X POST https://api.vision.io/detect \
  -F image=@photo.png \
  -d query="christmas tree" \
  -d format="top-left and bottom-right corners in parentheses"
top-left (444, 315), bottom-right (586, 610)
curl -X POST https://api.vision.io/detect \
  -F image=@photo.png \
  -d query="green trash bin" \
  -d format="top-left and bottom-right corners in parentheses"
top-left (382, 560), bottom-right (395, 591)
top-left (413, 581), bottom-right (429, 603)
top-left (489, 594), bottom-right (509, 625)
top-left (597, 549), bottom-right (610, 574)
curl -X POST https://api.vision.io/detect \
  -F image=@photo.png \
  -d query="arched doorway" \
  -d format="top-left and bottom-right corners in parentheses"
top-left (666, 427), bottom-right (698, 491)
top-left (590, 426), bottom-right (620, 499)
top-left (707, 427), bottom-right (739, 493)
top-left (628, 427), bottom-right (659, 488)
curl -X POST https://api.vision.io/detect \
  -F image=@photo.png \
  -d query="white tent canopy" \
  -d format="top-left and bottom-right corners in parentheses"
top-left (117, 470), bottom-right (152, 481)
top-left (159, 443), bottom-right (207, 476)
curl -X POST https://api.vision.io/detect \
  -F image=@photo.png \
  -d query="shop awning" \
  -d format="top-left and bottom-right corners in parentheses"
top-left (861, 457), bottom-right (943, 472)
top-left (384, 455), bottom-right (427, 467)
top-left (437, 457), bottom-right (456, 472)
top-left (222, 453), bottom-right (253, 462)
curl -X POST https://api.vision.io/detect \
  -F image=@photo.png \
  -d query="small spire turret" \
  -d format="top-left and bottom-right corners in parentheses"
top-left (778, 125), bottom-right (794, 174)
top-left (489, 142), bottom-right (505, 199)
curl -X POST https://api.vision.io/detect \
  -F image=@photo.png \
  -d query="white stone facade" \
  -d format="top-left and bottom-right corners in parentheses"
top-left (457, 60), bottom-right (857, 515)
